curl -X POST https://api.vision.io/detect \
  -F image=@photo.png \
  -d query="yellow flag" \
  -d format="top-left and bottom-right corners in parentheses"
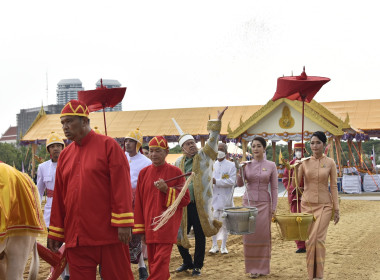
top-left (279, 149), bottom-right (284, 164)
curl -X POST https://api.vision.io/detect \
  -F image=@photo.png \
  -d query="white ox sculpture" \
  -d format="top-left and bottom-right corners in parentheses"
top-left (0, 236), bottom-right (39, 279)
top-left (0, 162), bottom-right (47, 280)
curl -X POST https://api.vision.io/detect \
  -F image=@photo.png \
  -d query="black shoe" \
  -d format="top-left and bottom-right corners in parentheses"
top-left (64, 277), bottom-right (70, 280)
top-left (192, 268), bottom-right (201, 276)
top-left (176, 263), bottom-right (194, 272)
top-left (296, 248), bottom-right (306, 253)
top-left (139, 267), bottom-right (149, 280)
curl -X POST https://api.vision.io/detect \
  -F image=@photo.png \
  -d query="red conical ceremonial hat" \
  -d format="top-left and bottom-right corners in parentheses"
top-left (149, 136), bottom-right (168, 150)
top-left (60, 100), bottom-right (89, 118)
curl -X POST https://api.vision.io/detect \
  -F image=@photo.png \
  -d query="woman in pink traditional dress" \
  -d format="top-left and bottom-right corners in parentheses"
top-left (295, 131), bottom-right (340, 280)
top-left (236, 137), bottom-right (278, 278)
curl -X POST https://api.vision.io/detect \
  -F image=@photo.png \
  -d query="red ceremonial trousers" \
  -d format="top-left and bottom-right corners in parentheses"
top-left (133, 162), bottom-right (190, 243)
top-left (48, 130), bottom-right (134, 247)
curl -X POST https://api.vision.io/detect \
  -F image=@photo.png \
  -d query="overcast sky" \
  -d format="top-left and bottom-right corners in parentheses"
top-left (1, 0), bottom-right (379, 136)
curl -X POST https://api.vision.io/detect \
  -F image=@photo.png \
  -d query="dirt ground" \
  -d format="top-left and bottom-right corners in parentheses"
top-left (24, 197), bottom-right (380, 279)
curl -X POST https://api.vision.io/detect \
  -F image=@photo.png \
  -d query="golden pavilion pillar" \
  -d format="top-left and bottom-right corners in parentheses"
top-left (347, 139), bottom-right (355, 167)
top-left (272, 141), bottom-right (276, 164)
top-left (328, 137), bottom-right (334, 159)
top-left (335, 136), bottom-right (343, 177)
top-left (31, 143), bottom-right (37, 178)
top-left (242, 139), bottom-right (247, 161)
top-left (358, 141), bottom-right (363, 168)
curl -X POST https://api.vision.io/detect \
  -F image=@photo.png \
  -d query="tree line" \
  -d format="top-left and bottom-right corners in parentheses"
top-left (0, 143), bottom-right (49, 173)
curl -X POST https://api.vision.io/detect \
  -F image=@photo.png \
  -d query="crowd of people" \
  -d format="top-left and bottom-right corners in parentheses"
top-left (37, 99), bottom-right (339, 280)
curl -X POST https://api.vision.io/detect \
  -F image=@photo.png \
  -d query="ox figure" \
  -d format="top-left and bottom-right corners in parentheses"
top-left (0, 162), bottom-right (47, 280)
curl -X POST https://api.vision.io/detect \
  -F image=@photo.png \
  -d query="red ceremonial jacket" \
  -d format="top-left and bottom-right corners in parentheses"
top-left (48, 130), bottom-right (134, 248)
top-left (133, 162), bottom-right (190, 244)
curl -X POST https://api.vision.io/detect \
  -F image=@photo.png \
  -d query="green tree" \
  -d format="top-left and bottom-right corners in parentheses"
top-left (169, 144), bottom-right (182, 154)
top-left (0, 142), bottom-right (49, 172)
top-left (0, 143), bottom-right (20, 167)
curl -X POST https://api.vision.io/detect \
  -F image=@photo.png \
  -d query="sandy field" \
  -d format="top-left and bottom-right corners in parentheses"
top-left (24, 196), bottom-right (380, 280)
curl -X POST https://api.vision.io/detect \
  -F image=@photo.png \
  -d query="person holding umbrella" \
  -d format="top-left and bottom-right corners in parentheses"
top-left (282, 142), bottom-right (307, 254)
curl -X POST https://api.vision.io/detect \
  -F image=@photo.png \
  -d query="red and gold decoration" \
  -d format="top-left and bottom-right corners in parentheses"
top-left (149, 136), bottom-right (169, 150)
top-left (0, 163), bottom-right (47, 242)
top-left (279, 105), bottom-right (295, 129)
top-left (60, 100), bottom-right (89, 118)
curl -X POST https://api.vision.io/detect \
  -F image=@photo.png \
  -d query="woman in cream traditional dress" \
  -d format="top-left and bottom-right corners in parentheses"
top-left (236, 136), bottom-right (278, 278)
top-left (295, 131), bottom-right (340, 280)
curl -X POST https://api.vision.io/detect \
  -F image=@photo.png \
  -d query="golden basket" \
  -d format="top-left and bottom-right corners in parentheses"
top-left (274, 213), bottom-right (314, 241)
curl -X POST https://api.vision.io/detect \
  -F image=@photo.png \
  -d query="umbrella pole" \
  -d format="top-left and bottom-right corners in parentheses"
top-left (301, 99), bottom-right (305, 157)
top-left (102, 107), bottom-right (108, 136)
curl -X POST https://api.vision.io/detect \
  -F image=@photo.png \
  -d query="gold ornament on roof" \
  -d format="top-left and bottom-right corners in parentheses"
top-left (344, 113), bottom-right (350, 126)
top-left (279, 105), bottom-right (295, 129)
top-left (227, 122), bottom-right (232, 134)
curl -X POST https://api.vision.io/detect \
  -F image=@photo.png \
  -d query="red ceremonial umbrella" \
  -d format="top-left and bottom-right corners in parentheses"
top-left (272, 67), bottom-right (330, 156)
top-left (78, 79), bottom-right (126, 135)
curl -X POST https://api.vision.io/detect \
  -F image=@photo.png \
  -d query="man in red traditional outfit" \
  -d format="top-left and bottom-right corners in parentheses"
top-left (283, 142), bottom-right (307, 253)
top-left (47, 100), bottom-right (135, 279)
top-left (133, 136), bottom-right (190, 280)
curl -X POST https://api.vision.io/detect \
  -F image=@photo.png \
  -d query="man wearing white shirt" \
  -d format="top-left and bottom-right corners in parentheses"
top-left (37, 132), bottom-right (64, 228)
top-left (37, 132), bottom-right (69, 280)
top-left (125, 129), bottom-right (152, 194)
top-left (209, 142), bottom-right (236, 254)
top-left (124, 129), bottom-right (152, 280)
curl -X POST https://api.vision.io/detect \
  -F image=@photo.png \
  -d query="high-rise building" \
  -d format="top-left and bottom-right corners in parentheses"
top-left (56, 79), bottom-right (84, 105)
top-left (17, 104), bottom-right (64, 140)
top-left (95, 79), bottom-right (123, 112)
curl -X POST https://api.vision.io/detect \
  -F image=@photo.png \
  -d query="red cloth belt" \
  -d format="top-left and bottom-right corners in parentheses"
top-left (46, 189), bottom-right (54, 198)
